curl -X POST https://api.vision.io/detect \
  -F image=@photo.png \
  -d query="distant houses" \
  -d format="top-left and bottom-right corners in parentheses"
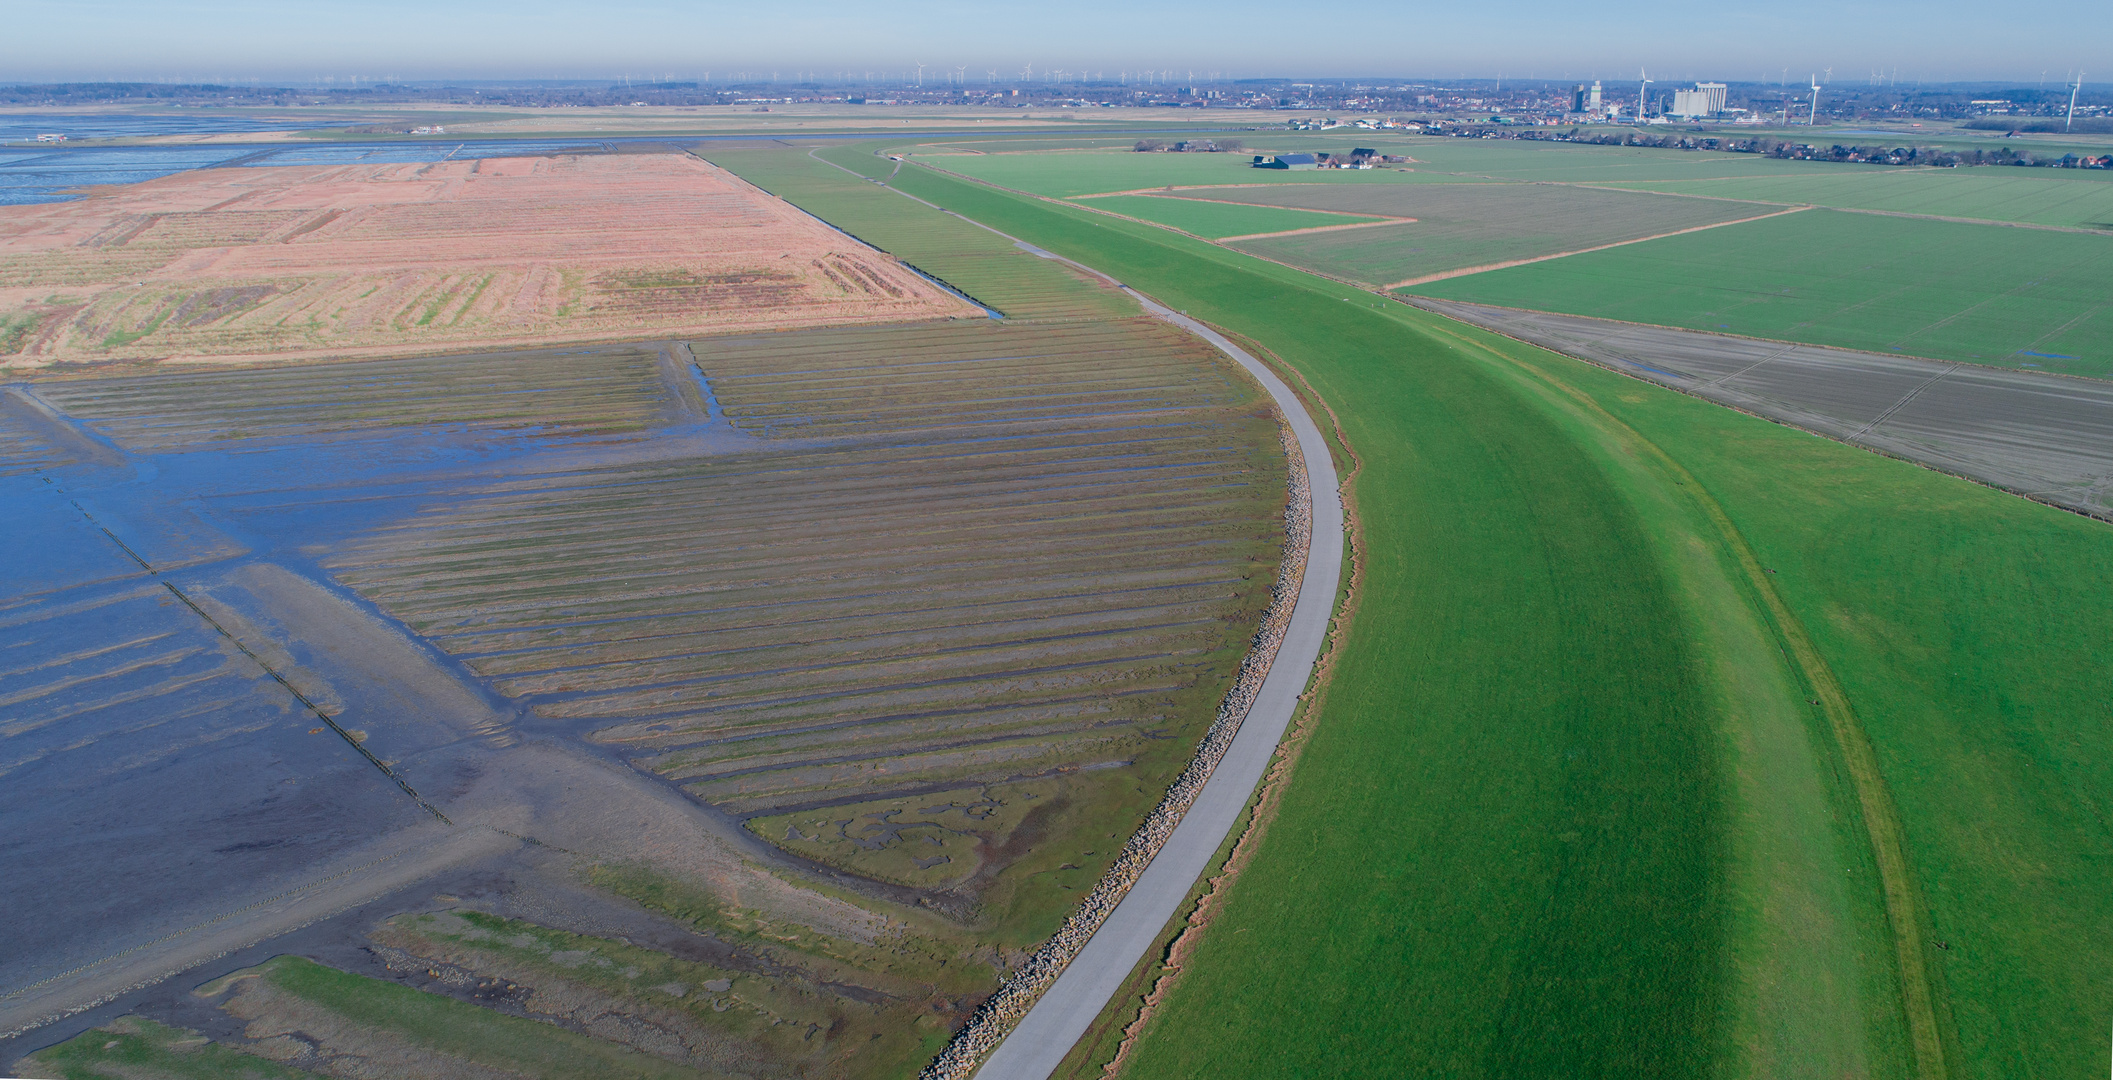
top-left (1251, 152), bottom-right (1318, 170)
top-left (1134, 138), bottom-right (1244, 152)
top-left (1250, 149), bottom-right (1384, 170)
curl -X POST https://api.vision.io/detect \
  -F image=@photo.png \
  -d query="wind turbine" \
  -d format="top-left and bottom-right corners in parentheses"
top-left (2068, 71), bottom-right (2087, 132)
top-left (1637, 67), bottom-right (1653, 121)
top-left (1808, 76), bottom-right (1821, 125)
top-left (987, 68), bottom-right (998, 86)
top-left (914, 61), bottom-right (925, 88)
top-left (956, 65), bottom-right (967, 87)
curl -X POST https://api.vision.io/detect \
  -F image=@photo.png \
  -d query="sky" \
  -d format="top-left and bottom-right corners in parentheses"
top-left (8, 0), bottom-right (2106, 86)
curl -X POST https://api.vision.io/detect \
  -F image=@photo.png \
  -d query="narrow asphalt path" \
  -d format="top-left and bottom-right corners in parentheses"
top-left (783, 152), bottom-right (1348, 1076)
top-left (972, 260), bottom-right (1348, 1077)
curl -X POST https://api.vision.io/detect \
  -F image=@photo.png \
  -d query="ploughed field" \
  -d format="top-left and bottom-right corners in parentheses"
top-left (0, 150), bottom-right (975, 366)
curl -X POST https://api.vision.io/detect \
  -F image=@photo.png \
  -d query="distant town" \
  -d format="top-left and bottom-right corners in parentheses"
top-left (1, 76), bottom-right (2105, 134)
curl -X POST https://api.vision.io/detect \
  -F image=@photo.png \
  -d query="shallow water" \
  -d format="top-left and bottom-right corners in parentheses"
top-left (0, 138), bottom-right (612, 205)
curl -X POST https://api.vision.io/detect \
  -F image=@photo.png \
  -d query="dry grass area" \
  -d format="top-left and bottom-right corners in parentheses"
top-left (0, 151), bottom-right (976, 368)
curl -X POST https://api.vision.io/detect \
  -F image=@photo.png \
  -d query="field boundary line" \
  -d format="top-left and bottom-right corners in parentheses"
top-left (1561, 179), bottom-right (2113, 235)
top-left (1381, 204), bottom-right (1813, 290)
top-left (1416, 314), bottom-right (1953, 1078)
top-left (904, 159), bottom-right (1420, 286)
top-left (1216, 217), bottom-right (1414, 242)
top-left (1070, 182), bottom-right (1344, 199)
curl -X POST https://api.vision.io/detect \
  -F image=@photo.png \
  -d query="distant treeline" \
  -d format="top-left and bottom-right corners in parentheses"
top-left (1965, 117), bottom-right (2113, 134)
top-left (1432, 125), bottom-right (2112, 169)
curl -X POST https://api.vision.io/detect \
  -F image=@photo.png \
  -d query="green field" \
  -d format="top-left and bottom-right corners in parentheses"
top-left (1602, 167), bottom-right (2113, 229)
top-left (1190, 183), bottom-right (1774, 286)
top-left (1078, 194), bottom-right (1379, 239)
top-left (752, 144), bottom-right (2113, 1079)
top-left (906, 147), bottom-right (1493, 198)
top-left (700, 145), bottom-right (1136, 320)
top-left (801, 143), bottom-right (1906, 1078)
top-left (1411, 206), bottom-right (2113, 375)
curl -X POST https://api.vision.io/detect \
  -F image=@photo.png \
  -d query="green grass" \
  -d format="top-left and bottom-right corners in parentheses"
top-left (1362, 137), bottom-right (1857, 183)
top-left (1200, 182), bottom-right (1773, 286)
top-left (759, 147), bottom-right (2113, 1078)
top-left (213, 955), bottom-right (701, 1080)
top-left (23, 1016), bottom-right (320, 1080)
top-left (0, 312), bottom-right (38, 354)
top-left (1412, 206), bottom-right (2113, 376)
top-left (909, 147), bottom-right (1488, 198)
top-left (1079, 194), bottom-right (1379, 239)
top-left (823, 148), bottom-right (1830, 1078)
top-left (700, 145), bottom-right (1132, 320)
top-left (1546, 340), bottom-right (2113, 1080)
top-left (1601, 167), bottom-right (2113, 229)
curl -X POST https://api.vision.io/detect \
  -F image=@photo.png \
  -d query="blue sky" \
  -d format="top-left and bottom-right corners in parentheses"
top-left (9, 0), bottom-right (2105, 85)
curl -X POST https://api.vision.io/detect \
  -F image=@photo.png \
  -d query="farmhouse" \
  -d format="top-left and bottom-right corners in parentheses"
top-left (1252, 152), bottom-right (1318, 170)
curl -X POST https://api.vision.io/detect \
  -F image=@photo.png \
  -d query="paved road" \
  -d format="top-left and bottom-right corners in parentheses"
top-left (1409, 299), bottom-right (2113, 520)
top-left (973, 252), bottom-right (1348, 1079)
top-left (795, 159), bottom-right (1347, 1078)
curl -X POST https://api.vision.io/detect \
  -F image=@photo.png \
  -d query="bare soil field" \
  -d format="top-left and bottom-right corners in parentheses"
top-left (0, 151), bottom-right (975, 367)
top-left (1409, 299), bottom-right (2113, 518)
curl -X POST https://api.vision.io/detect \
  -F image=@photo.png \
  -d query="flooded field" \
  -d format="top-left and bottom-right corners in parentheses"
top-left (1, 307), bottom-right (1285, 1077)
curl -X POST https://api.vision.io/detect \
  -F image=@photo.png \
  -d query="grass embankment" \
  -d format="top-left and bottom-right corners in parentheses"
top-left (785, 146), bottom-right (2113, 1078)
top-left (1412, 206), bottom-right (2113, 376)
top-left (700, 145), bottom-right (1134, 320)
top-left (801, 145), bottom-right (1840, 1077)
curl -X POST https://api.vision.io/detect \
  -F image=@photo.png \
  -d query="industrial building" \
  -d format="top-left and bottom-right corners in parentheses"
top-left (1670, 82), bottom-right (1727, 118)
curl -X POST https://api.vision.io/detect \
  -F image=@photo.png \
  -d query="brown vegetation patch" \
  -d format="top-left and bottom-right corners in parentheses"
top-left (0, 152), bottom-right (975, 368)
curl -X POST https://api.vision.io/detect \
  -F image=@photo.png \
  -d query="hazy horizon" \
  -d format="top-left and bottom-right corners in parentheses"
top-left (8, 0), bottom-right (2105, 87)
